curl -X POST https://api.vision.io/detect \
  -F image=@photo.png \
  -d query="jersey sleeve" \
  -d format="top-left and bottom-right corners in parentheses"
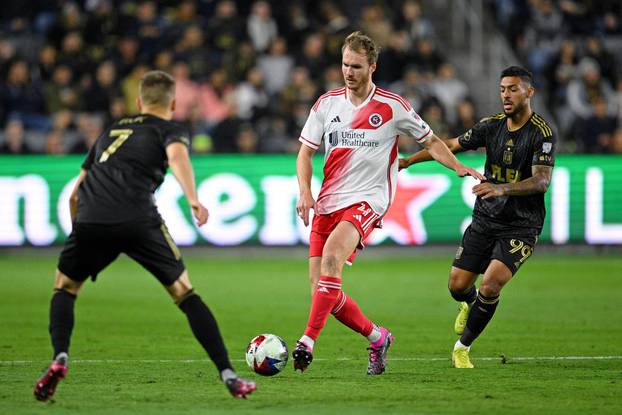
top-left (299, 104), bottom-right (325, 150)
top-left (395, 107), bottom-right (433, 143)
top-left (532, 129), bottom-right (557, 166)
top-left (163, 123), bottom-right (191, 148)
top-left (457, 119), bottom-right (488, 150)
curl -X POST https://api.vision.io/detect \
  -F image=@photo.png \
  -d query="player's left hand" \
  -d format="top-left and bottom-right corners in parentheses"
top-left (472, 182), bottom-right (505, 199)
top-left (456, 165), bottom-right (486, 181)
top-left (190, 201), bottom-right (209, 226)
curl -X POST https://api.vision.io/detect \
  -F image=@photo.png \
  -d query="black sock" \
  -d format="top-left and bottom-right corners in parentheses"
top-left (450, 285), bottom-right (477, 304)
top-left (460, 292), bottom-right (499, 347)
top-left (178, 293), bottom-right (233, 373)
top-left (49, 289), bottom-right (76, 359)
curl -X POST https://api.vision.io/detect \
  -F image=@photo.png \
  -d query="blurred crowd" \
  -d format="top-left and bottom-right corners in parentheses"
top-left (489, 0), bottom-right (622, 153)
top-left (0, 0), bottom-right (620, 155)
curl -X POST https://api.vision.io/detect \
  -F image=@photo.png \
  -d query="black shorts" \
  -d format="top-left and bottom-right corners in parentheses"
top-left (452, 225), bottom-right (536, 276)
top-left (58, 220), bottom-right (185, 286)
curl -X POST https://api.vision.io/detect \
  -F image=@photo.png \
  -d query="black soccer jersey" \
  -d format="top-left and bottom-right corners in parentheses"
top-left (76, 114), bottom-right (190, 224)
top-left (458, 112), bottom-right (556, 236)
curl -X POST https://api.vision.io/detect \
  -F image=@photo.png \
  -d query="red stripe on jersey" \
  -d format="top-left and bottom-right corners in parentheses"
top-left (376, 89), bottom-right (411, 112)
top-left (351, 100), bottom-right (393, 130)
top-left (417, 128), bottom-right (432, 142)
top-left (317, 147), bottom-right (353, 203)
top-left (300, 135), bottom-right (319, 148)
top-left (312, 87), bottom-right (346, 112)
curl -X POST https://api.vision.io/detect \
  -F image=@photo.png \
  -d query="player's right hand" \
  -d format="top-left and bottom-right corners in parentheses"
top-left (190, 201), bottom-right (209, 226)
top-left (296, 193), bottom-right (315, 227)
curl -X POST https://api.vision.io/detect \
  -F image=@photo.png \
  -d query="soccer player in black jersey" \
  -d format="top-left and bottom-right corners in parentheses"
top-left (399, 66), bottom-right (556, 368)
top-left (33, 71), bottom-right (256, 400)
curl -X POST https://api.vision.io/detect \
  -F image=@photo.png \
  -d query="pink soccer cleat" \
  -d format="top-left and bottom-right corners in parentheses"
top-left (367, 327), bottom-right (394, 375)
top-left (34, 354), bottom-right (68, 402)
top-left (225, 377), bottom-right (257, 399)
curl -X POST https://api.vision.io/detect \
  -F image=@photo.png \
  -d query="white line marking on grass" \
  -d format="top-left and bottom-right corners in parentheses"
top-left (2, 356), bottom-right (622, 365)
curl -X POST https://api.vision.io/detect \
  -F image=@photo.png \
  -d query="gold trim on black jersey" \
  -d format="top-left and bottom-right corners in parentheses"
top-left (479, 113), bottom-right (506, 123)
top-left (530, 114), bottom-right (553, 137)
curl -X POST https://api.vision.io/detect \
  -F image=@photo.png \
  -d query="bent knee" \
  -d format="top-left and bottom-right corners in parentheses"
top-left (320, 254), bottom-right (341, 275)
top-left (448, 269), bottom-right (473, 294)
top-left (479, 280), bottom-right (502, 297)
top-left (54, 270), bottom-right (83, 295)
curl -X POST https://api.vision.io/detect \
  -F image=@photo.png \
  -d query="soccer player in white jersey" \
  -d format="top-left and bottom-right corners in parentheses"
top-left (292, 31), bottom-right (485, 375)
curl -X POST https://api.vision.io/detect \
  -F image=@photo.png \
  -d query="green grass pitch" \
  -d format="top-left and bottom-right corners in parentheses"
top-left (1, 251), bottom-right (621, 414)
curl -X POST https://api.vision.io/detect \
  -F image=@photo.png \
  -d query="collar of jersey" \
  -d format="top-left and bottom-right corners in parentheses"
top-left (345, 83), bottom-right (377, 110)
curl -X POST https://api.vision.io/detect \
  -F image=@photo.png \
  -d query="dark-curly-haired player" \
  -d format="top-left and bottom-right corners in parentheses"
top-left (400, 66), bottom-right (556, 368)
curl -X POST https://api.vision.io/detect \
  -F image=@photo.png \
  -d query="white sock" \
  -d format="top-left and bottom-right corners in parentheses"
top-left (367, 325), bottom-right (382, 343)
top-left (299, 335), bottom-right (315, 350)
top-left (220, 368), bottom-right (237, 382)
top-left (454, 340), bottom-right (470, 351)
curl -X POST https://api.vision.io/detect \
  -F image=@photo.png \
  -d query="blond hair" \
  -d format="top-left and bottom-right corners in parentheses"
top-left (341, 31), bottom-right (380, 65)
top-left (139, 70), bottom-right (175, 108)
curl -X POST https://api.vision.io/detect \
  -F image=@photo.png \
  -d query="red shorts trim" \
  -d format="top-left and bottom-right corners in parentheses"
top-left (309, 202), bottom-right (381, 264)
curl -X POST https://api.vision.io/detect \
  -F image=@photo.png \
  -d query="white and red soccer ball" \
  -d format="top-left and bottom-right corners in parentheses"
top-left (245, 334), bottom-right (288, 376)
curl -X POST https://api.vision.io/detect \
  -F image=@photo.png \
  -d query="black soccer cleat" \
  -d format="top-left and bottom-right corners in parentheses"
top-left (225, 377), bottom-right (257, 399)
top-left (34, 354), bottom-right (68, 402)
top-left (292, 341), bottom-right (313, 372)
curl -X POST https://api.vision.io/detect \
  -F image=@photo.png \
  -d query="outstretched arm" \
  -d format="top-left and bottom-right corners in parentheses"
top-left (296, 144), bottom-right (316, 226)
top-left (411, 135), bottom-right (485, 180)
top-left (166, 142), bottom-right (208, 226)
top-left (399, 137), bottom-right (465, 170)
top-left (473, 165), bottom-right (553, 199)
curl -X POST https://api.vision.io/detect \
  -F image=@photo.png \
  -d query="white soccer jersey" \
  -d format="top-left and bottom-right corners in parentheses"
top-left (299, 84), bottom-right (433, 215)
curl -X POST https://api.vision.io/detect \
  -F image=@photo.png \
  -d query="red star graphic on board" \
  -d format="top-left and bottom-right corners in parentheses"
top-left (368, 174), bottom-right (451, 245)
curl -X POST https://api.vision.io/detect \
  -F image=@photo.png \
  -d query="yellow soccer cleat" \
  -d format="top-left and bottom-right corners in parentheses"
top-left (454, 302), bottom-right (470, 335)
top-left (452, 346), bottom-right (474, 368)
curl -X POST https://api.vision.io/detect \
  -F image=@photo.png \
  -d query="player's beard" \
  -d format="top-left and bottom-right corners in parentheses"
top-left (345, 70), bottom-right (371, 93)
top-left (504, 99), bottom-right (526, 118)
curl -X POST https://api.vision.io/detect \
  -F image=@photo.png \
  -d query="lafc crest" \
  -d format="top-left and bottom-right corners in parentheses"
top-left (503, 139), bottom-right (514, 165)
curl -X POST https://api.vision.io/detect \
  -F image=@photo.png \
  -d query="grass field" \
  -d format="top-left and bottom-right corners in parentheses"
top-left (1, 251), bottom-right (621, 414)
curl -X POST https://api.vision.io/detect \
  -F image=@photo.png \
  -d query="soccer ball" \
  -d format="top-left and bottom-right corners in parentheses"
top-left (245, 334), bottom-right (288, 376)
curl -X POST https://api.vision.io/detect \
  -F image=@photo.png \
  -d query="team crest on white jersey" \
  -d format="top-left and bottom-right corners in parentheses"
top-left (369, 113), bottom-right (383, 127)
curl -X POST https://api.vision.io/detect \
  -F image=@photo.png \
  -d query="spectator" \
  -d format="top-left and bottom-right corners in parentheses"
top-left (359, 5), bottom-right (393, 48)
top-left (174, 25), bottom-right (212, 80)
top-left (413, 38), bottom-right (445, 78)
top-left (70, 114), bottom-right (104, 154)
top-left (566, 57), bottom-right (616, 121)
top-left (247, 1), bottom-right (278, 53)
top-left (121, 63), bottom-right (149, 115)
top-left (375, 31), bottom-right (413, 86)
top-left (198, 68), bottom-right (233, 127)
top-left (211, 97), bottom-right (242, 153)
top-left (295, 33), bottom-right (328, 83)
top-left (389, 66), bottom-right (430, 113)
top-left (430, 63), bottom-right (469, 124)
top-left (0, 118), bottom-right (33, 154)
top-left (207, 0), bottom-right (246, 59)
top-left (257, 37), bottom-right (294, 95)
top-left (1, 59), bottom-right (48, 130)
top-left (233, 66), bottom-right (269, 121)
top-left (44, 65), bottom-right (83, 114)
top-left (171, 61), bottom-right (200, 122)
top-left (279, 66), bottom-right (317, 116)
top-left (83, 60), bottom-right (120, 114)
top-left (398, 0), bottom-right (435, 42)
top-left (320, 2), bottom-right (352, 61)
top-left (450, 98), bottom-right (478, 138)
top-left (572, 96), bottom-right (618, 153)
top-left (235, 123), bottom-right (259, 153)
